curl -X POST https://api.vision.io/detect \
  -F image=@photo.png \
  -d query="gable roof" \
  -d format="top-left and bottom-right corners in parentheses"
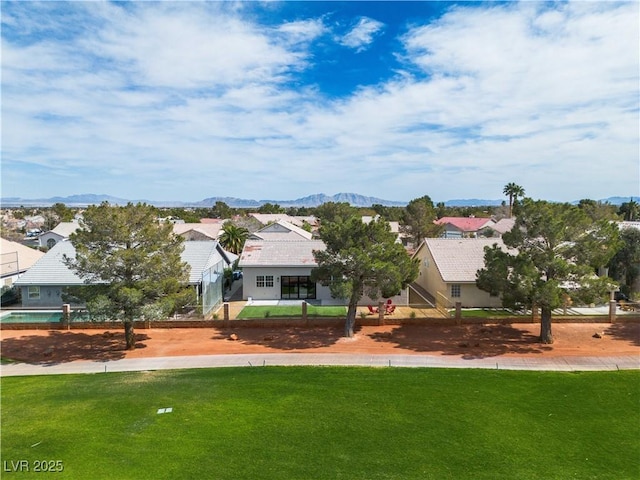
top-left (14, 241), bottom-right (84, 286)
top-left (43, 221), bottom-right (81, 238)
top-left (249, 213), bottom-right (317, 228)
top-left (181, 241), bottom-right (237, 284)
top-left (1, 239), bottom-right (46, 277)
top-left (15, 240), bottom-right (235, 287)
top-left (421, 238), bottom-right (507, 283)
top-left (435, 217), bottom-right (494, 232)
top-left (172, 223), bottom-right (224, 240)
top-left (250, 219), bottom-right (313, 241)
top-left (489, 218), bottom-right (516, 235)
top-left (239, 240), bottom-right (325, 267)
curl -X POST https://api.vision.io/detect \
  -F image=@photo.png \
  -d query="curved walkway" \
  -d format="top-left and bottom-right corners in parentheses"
top-left (2, 352), bottom-right (638, 376)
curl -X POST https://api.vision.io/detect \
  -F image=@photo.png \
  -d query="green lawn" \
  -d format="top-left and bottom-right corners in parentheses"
top-left (2, 368), bottom-right (638, 479)
top-left (452, 308), bottom-right (527, 318)
top-left (237, 304), bottom-right (346, 319)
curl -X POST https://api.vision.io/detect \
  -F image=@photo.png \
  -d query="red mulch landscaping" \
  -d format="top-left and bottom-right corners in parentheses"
top-left (2, 322), bottom-right (639, 365)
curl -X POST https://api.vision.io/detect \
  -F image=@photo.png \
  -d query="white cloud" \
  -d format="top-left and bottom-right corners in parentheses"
top-left (338, 16), bottom-right (384, 52)
top-left (1, 2), bottom-right (638, 202)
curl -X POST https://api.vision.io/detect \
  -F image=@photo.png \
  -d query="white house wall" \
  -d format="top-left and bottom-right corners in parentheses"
top-left (242, 266), bottom-right (408, 305)
top-left (242, 267), bottom-right (331, 302)
top-left (38, 232), bottom-right (65, 249)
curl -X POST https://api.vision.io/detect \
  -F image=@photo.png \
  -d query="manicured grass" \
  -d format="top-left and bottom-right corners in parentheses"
top-left (237, 304), bottom-right (346, 319)
top-left (453, 308), bottom-right (526, 318)
top-left (2, 368), bottom-right (638, 479)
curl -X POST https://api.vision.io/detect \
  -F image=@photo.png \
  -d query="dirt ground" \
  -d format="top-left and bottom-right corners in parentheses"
top-left (1, 322), bottom-right (639, 365)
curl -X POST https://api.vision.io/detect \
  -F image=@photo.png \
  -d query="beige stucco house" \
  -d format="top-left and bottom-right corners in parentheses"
top-left (413, 238), bottom-right (507, 308)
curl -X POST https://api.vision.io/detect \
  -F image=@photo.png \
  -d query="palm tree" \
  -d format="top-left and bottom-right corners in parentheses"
top-left (620, 198), bottom-right (639, 221)
top-left (503, 182), bottom-right (525, 218)
top-left (219, 223), bottom-right (249, 255)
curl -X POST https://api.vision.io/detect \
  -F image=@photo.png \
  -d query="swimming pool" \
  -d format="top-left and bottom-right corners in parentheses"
top-left (0, 311), bottom-right (90, 324)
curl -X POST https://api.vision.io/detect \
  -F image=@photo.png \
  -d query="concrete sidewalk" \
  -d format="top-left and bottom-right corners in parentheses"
top-left (2, 353), bottom-right (638, 377)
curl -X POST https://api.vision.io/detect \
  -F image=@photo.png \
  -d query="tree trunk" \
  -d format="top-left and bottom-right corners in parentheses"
top-left (124, 320), bottom-right (136, 350)
top-left (344, 301), bottom-right (358, 338)
top-left (539, 306), bottom-right (554, 344)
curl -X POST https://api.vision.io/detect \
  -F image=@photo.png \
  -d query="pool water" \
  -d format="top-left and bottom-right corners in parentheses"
top-left (0, 311), bottom-right (90, 324)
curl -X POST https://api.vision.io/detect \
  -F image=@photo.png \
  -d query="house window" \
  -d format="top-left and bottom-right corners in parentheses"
top-left (28, 286), bottom-right (40, 299)
top-left (256, 276), bottom-right (274, 288)
top-left (451, 284), bottom-right (461, 298)
top-left (47, 238), bottom-right (57, 249)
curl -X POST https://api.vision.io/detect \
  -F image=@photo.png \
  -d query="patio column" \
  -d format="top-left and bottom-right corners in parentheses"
top-left (378, 301), bottom-right (385, 326)
top-left (302, 301), bottom-right (308, 325)
top-left (609, 300), bottom-right (617, 323)
top-left (223, 302), bottom-right (230, 327)
top-left (62, 304), bottom-right (71, 331)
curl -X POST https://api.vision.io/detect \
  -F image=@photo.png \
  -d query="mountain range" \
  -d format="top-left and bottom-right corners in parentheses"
top-left (0, 193), bottom-right (635, 208)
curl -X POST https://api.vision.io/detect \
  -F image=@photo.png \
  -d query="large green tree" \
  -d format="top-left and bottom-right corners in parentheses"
top-left (608, 227), bottom-right (640, 296)
top-left (312, 216), bottom-right (419, 337)
top-left (400, 195), bottom-right (443, 247)
top-left (577, 199), bottom-right (618, 223)
top-left (503, 183), bottom-right (525, 218)
top-left (477, 199), bottom-right (620, 344)
top-left (219, 222), bottom-right (249, 255)
top-left (64, 203), bottom-right (190, 349)
top-left (211, 201), bottom-right (234, 219)
top-left (51, 202), bottom-right (75, 222)
top-left (314, 202), bottom-right (356, 224)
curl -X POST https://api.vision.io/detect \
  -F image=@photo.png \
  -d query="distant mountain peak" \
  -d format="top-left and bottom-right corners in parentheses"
top-left (1, 193), bottom-right (635, 208)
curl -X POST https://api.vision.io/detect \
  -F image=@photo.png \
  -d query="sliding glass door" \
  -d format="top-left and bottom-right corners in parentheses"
top-left (281, 276), bottom-right (316, 300)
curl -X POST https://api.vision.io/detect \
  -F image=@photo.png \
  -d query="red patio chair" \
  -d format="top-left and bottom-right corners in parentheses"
top-left (367, 305), bottom-right (378, 315)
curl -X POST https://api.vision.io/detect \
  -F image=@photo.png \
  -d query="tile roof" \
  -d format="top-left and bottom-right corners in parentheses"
top-left (15, 241), bottom-right (84, 286)
top-left (172, 223), bottom-right (224, 240)
top-left (490, 218), bottom-right (516, 235)
top-left (49, 221), bottom-right (81, 238)
top-left (1, 239), bottom-right (45, 277)
top-left (181, 241), bottom-right (236, 284)
top-left (15, 240), bottom-right (233, 287)
top-left (435, 217), bottom-right (494, 232)
top-left (251, 220), bottom-right (313, 240)
top-left (424, 238), bottom-right (507, 283)
top-left (249, 213), bottom-right (317, 228)
top-left (239, 240), bottom-right (325, 267)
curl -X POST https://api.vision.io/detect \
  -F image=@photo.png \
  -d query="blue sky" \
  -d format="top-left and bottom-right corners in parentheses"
top-left (2, 1), bottom-right (638, 203)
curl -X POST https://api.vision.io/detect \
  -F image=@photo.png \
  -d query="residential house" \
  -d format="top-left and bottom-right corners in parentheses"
top-left (477, 217), bottom-right (516, 238)
top-left (239, 235), bottom-right (409, 306)
top-left (435, 217), bottom-right (495, 238)
top-left (248, 219), bottom-right (313, 241)
top-left (412, 238), bottom-right (507, 308)
top-left (1, 239), bottom-right (45, 288)
top-left (249, 213), bottom-right (318, 230)
top-left (14, 240), bottom-right (236, 315)
top-left (38, 221), bottom-right (80, 249)
top-left (239, 239), bottom-right (331, 302)
top-left (172, 223), bottom-right (225, 241)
